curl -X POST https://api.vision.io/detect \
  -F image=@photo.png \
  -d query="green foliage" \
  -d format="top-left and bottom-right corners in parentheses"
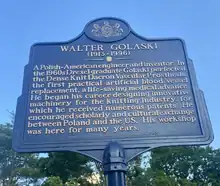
top-left (38, 144), bottom-right (220, 186)
top-left (41, 176), bottom-right (63, 186)
top-left (150, 146), bottom-right (220, 185)
top-left (0, 113), bottom-right (43, 186)
top-left (38, 152), bottom-right (93, 184)
top-left (41, 176), bottom-right (99, 186)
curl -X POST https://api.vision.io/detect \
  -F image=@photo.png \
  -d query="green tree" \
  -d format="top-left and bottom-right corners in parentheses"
top-left (0, 113), bottom-right (43, 186)
top-left (125, 146), bottom-right (220, 186)
top-left (150, 146), bottom-right (220, 185)
top-left (38, 152), bottom-right (94, 184)
top-left (41, 176), bottom-right (63, 186)
top-left (127, 154), bottom-right (179, 186)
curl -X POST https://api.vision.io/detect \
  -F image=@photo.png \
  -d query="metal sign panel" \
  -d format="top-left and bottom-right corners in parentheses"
top-left (12, 17), bottom-right (214, 161)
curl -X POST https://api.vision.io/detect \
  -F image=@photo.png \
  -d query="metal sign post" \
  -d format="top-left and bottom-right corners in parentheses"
top-left (103, 142), bottom-right (127, 186)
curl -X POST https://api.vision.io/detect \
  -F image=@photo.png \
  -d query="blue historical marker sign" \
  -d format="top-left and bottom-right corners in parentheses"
top-left (13, 17), bottom-right (213, 161)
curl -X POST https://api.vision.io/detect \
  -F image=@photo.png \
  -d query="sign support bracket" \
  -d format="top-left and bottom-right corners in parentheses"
top-left (103, 141), bottom-right (127, 186)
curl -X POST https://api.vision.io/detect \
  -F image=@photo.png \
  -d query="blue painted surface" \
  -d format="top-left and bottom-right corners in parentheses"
top-left (12, 17), bottom-right (213, 161)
